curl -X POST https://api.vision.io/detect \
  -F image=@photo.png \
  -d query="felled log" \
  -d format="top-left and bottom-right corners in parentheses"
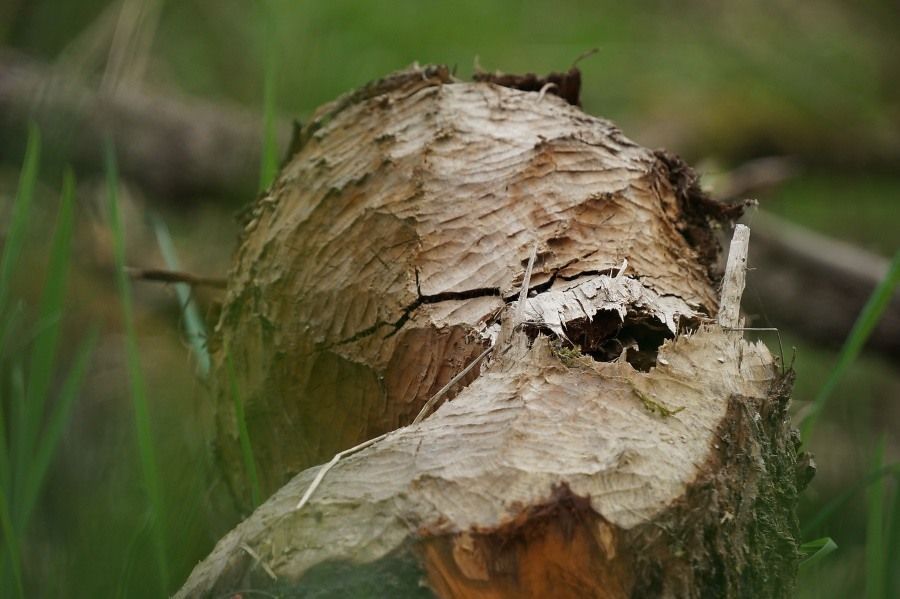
top-left (178, 65), bottom-right (807, 597)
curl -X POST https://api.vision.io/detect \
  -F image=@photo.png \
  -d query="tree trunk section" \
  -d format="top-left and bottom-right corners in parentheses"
top-left (183, 65), bottom-right (807, 598)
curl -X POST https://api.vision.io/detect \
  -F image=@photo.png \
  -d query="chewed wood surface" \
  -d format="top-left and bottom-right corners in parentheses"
top-left (213, 66), bottom-right (727, 503)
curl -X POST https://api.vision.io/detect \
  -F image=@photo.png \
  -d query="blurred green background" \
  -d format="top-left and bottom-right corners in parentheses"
top-left (1, 0), bottom-right (898, 597)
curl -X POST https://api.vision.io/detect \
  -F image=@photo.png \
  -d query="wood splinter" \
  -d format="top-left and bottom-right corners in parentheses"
top-left (718, 224), bottom-right (750, 329)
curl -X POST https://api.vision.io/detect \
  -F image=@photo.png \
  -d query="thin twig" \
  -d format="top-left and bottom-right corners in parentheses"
top-left (571, 47), bottom-right (600, 68)
top-left (411, 345), bottom-right (494, 426)
top-left (294, 432), bottom-right (389, 511)
top-left (126, 267), bottom-right (227, 289)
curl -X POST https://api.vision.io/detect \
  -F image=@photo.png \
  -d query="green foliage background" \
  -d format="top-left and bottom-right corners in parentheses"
top-left (1, 1), bottom-right (898, 597)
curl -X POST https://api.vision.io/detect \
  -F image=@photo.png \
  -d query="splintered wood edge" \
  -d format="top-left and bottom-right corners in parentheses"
top-left (718, 224), bottom-right (750, 329)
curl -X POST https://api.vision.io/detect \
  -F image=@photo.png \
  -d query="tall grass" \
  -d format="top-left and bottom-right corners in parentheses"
top-left (886, 465), bottom-right (900, 596)
top-left (258, 1), bottom-right (279, 193)
top-left (803, 463), bottom-right (900, 536)
top-left (0, 127), bottom-right (95, 597)
top-left (104, 140), bottom-right (169, 592)
top-left (801, 251), bottom-right (900, 441)
top-left (865, 438), bottom-right (887, 599)
top-left (798, 252), bottom-right (900, 596)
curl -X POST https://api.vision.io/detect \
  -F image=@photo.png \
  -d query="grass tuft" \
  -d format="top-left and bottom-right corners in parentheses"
top-left (258, 2), bottom-right (279, 193)
top-left (104, 139), bottom-right (170, 592)
top-left (0, 124), bottom-right (40, 318)
top-left (0, 130), bottom-right (95, 597)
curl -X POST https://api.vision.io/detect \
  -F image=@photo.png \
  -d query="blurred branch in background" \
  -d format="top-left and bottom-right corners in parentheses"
top-left (711, 155), bottom-right (800, 200)
top-left (1, 50), bottom-right (897, 361)
top-left (709, 158), bottom-right (900, 361)
top-left (0, 50), bottom-right (289, 200)
top-left (744, 211), bottom-right (899, 360)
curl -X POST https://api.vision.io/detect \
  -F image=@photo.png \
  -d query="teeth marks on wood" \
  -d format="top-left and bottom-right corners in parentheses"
top-left (210, 64), bottom-right (746, 515)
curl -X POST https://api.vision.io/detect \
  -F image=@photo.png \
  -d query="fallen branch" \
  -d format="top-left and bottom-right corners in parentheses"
top-left (712, 155), bottom-right (799, 201)
top-left (743, 211), bottom-right (900, 359)
top-left (0, 49), bottom-right (290, 199)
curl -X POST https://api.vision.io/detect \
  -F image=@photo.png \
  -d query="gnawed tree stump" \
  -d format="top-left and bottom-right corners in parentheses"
top-left (187, 65), bottom-right (807, 597)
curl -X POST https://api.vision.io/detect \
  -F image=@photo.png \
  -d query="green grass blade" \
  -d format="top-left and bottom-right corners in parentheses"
top-left (799, 537), bottom-right (838, 569)
top-left (1, 363), bottom-right (26, 597)
top-left (25, 168), bottom-right (76, 412)
top-left (227, 354), bottom-right (261, 507)
top-left (0, 486), bottom-right (24, 598)
top-left (20, 329), bottom-right (96, 528)
top-left (1, 125), bottom-right (40, 544)
top-left (0, 305), bottom-right (24, 362)
top-left (865, 438), bottom-right (886, 599)
top-left (802, 463), bottom-right (900, 536)
top-left (0, 368), bottom-right (9, 494)
top-left (8, 363), bottom-right (26, 529)
top-left (258, 4), bottom-right (279, 192)
top-left (21, 170), bottom-right (77, 499)
top-left (885, 473), bottom-right (900, 596)
top-left (0, 305), bottom-right (24, 490)
top-left (115, 509), bottom-right (153, 599)
top-left (0, 124), bottom-right (40, 315)
top-left (149, 214), bottom-right (210, 377)
top-left (801, 251), bottom-right (900, 441)
top-left (105, 140), bottom-right (170, 592)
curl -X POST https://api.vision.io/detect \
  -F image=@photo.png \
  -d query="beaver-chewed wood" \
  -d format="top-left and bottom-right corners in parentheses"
top-left (188, 64), bottom-right (806, 598)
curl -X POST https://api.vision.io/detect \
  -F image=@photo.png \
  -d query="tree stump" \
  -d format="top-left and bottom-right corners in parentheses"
top-left (184, 65), bottom-right (808, 598)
